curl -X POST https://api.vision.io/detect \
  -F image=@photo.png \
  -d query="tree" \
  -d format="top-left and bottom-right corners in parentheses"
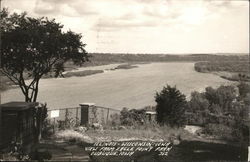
top-left (188, 91), bottom-right (209, 112)
top-left (155, 85), bottom-right (187, 127)
top-left (187, 91), bottom-right (210, 125)
top-left (1, 9), bottom-right (89, 102)
top-left (205, 85), bottom-right (236, 113)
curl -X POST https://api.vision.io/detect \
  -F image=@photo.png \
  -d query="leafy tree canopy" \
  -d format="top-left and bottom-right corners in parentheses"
top-left (205, 85), bottom-right (236, 113)
top-left (1, 8), bottom-right (89, 102)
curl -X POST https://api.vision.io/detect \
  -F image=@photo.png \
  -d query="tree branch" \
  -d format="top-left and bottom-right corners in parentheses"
top-left (1, 68), bottom-right (19, 85)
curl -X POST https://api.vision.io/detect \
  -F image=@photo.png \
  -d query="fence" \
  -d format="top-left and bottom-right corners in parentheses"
top-left (47, 104), bottom-right (120, 128)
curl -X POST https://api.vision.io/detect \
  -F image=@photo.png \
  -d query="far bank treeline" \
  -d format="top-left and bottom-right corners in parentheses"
top-left (84, 53), bottom-right (248, 65)
top-left (85, 53), bottom-right (249, 82)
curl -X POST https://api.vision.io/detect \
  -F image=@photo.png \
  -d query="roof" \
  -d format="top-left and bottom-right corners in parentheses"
top-left (146, 111), bottom-right (156, 115)
top-left (79, 103), bottom-right (95, 106)
top-left (0, 102), bottom-right (38, 111)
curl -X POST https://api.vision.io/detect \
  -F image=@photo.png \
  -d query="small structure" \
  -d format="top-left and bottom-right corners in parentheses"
top-left (0, 102), bottom-right (38, 150)
top-left (145, 111), bottom-right (156, 122)
top-left (79, 103), bottom-right (96, 126)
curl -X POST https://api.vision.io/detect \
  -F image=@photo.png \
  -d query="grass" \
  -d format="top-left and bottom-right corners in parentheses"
top-left (54, 123), bottom-right (196, 143)
top-left (55, 129), bottom-right (93, 144)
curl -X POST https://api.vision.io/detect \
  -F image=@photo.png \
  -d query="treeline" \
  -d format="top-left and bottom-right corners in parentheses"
top-left (113, 83), bottom-right (250, 144)
top-left (87, 53), bottom-right (248, 65)
top-left (194, 61), bottom-right (250, 81)
top-left (194, 61), bottom-right (249, 73)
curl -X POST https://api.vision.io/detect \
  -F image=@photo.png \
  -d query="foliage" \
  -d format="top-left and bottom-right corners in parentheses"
top-left (41, 119), bottom-right (54, 138)
top-left (237, 82), bottom-right (250, 98)
top-left (58, 109), bottom-right (77, 129)
top-left (203, 124), bottom-right (234, 140)
top-left (0, 8), bottom-right (88, 102)
top-left (7, 141), bottom-right (29, 161)
top-left (120, 107), bottom-right (146, 126)
top-left (188, 91), bottom-right (209, 112)
top-left (194, 61), bottom-right (250, 82)
top-left (34, 103), bottom-right (48, 142)
top-left (63, 70), bottom-right (103, 78)
top-left (113, 64), bottom-right (138, 70)
top-left (155, 85), bottom-right (187, 127)
top-left (194, 61), bottom-right (249, 73)
top-left (90, 53), bottom-right (248, 65)
top-left (205, 85), bottom-right (236, 113)
top-left (187, 84), bottom-right (249, 143)
top-left (109, 113), bottom-right (121, 126)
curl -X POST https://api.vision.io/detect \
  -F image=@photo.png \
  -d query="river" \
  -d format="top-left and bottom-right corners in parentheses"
top-left (1, 62), bottom-right (231, 110)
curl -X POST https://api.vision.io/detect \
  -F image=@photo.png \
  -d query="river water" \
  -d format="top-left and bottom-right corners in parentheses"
top-left (1, 62), bottom-right (231, 110)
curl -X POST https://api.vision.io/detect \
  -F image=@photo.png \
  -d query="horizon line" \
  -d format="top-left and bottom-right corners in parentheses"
top-left (88, 52), bottom-right (249, 55)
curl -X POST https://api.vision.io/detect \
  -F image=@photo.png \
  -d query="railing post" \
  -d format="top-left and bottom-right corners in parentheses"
top-left (76, 107), bottom-right (78, 124)
top-left (79, 103), bottom-right (95, 126)
top-left (106, 108), bottom-right (109, 123)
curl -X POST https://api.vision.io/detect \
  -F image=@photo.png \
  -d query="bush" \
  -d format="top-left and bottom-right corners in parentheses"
top-left (120, 107), bottom-right (146, 126)
top-left (42, 119), bottom-right (54, 138)
top-left (203, 124), bottom-right (234, 140)
top-left (237, 82), bottom-right (250, 98)
top-left (155, 85), bottom-right (187, 127)
top-left (109, 113), bottom-right (121, 126)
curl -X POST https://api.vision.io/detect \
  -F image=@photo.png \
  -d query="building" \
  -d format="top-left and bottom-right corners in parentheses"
top-left (0, 102), bottom-right (38, 151)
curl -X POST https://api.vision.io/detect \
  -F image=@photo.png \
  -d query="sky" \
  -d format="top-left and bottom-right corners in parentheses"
top-left (2, 0), bottom-right (249, 54)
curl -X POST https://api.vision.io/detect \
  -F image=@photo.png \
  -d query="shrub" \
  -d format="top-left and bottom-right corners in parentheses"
top-left (42, 119), bottom-right (54, 138)
top-left (237, 82), bottom-right (250, 98)
top-left (58, 109), bottom-right (77, 130)
top-left (120, 107), bottom-right (146, 126)
top-left (109, 113), bottom-right (121, 126)
top-left (203, 124), bottom-right (234, 140)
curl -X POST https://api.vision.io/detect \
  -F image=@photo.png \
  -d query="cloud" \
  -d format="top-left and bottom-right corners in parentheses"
top-left (92, 17), bottom-right (159, 32)
top-left (2, 0), bottom-right (248, 53)
top-left (34, 0), bottom-right (59, 15)
top-left (34, 0), bottom-right (98, 16)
